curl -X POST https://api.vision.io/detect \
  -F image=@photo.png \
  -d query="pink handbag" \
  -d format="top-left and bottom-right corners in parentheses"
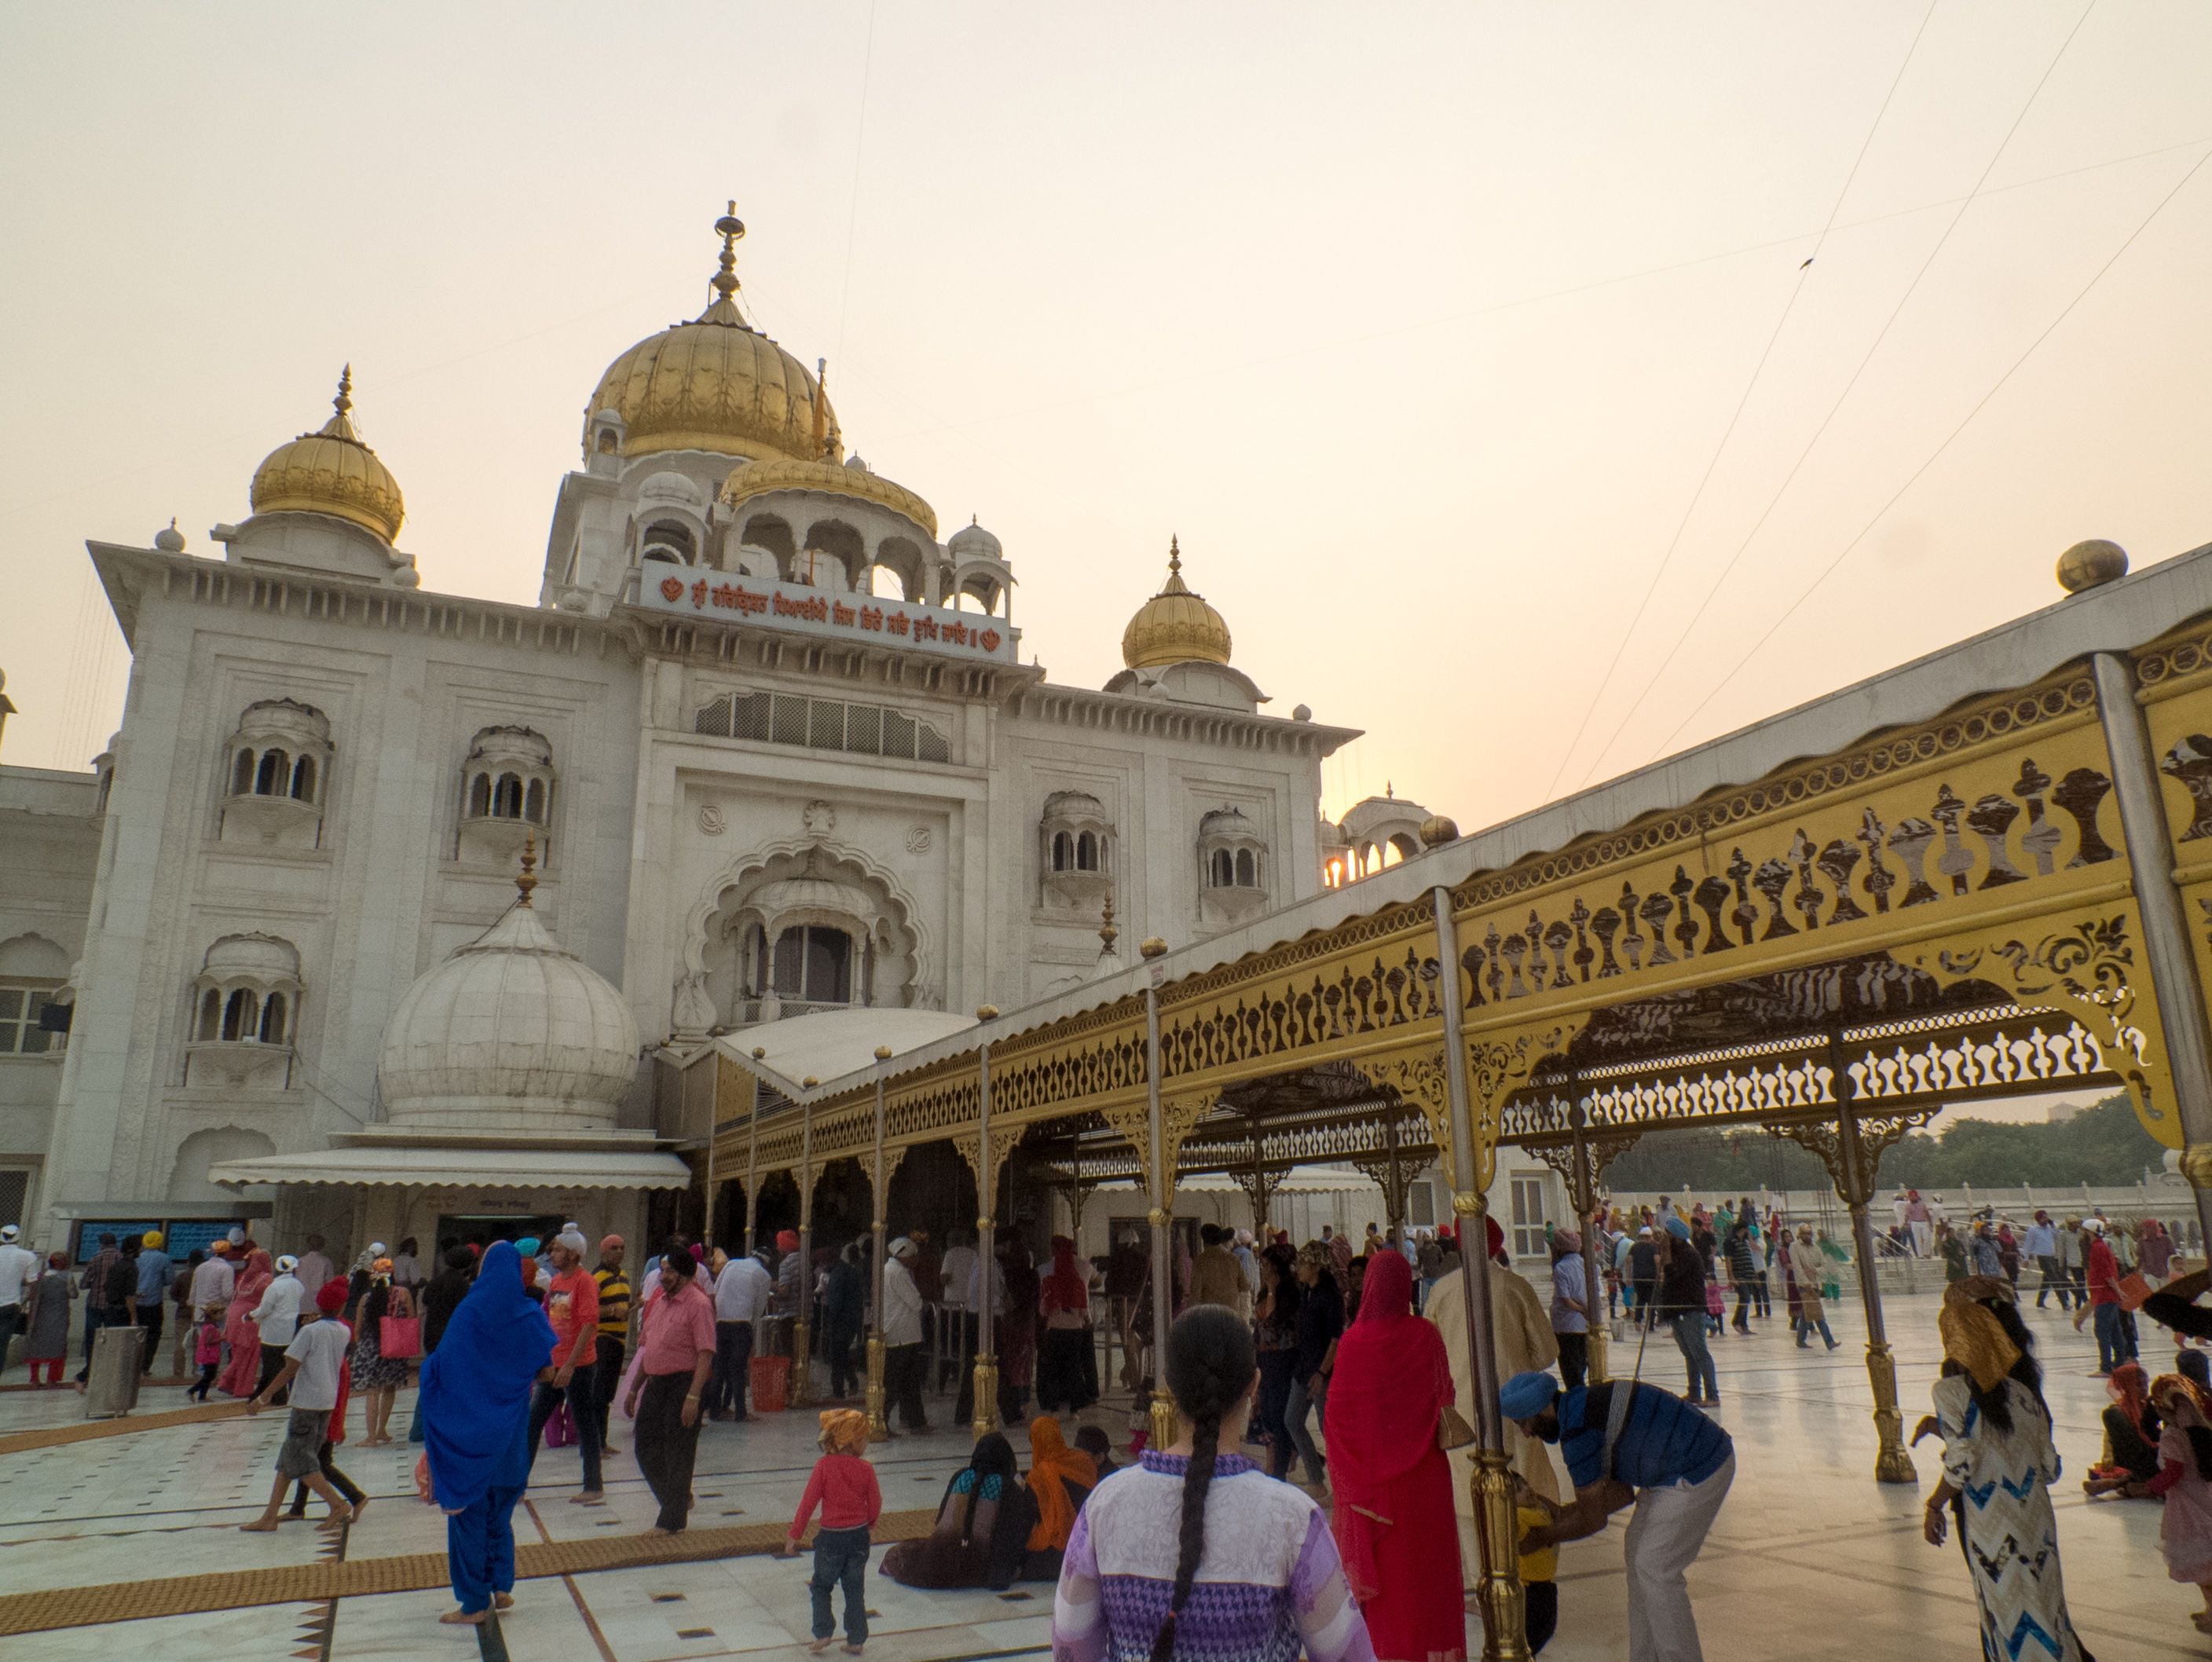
top-left (379, 1313), bottom-right (423, 1359)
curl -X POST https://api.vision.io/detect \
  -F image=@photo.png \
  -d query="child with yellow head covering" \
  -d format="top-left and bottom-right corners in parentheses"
top-left (786, 1410), bottom-right (883, 1653)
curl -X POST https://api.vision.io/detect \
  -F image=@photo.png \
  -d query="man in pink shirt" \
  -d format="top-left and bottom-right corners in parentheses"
top-left (624, 1240), bottom-right (717, 1532)
top-left (527, 1228), bottom-right (604, 1501)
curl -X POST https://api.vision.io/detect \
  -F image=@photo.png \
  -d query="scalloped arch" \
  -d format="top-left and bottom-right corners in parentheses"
top-left (682, 835), bottom-right (933, 1005)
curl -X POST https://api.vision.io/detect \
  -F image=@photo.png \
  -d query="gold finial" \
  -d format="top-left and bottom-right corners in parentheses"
top-left (1139, 936), bottom-right (1168, 960)
top-left (977, 1004), bottom-right (999, 1021)
top-left (1168, 535), bottom-right (1181, 576)
top-left (813, 357), bottom-right (830, 458)
top-left (698, 200), bottom-right (750, 326)
top-left (1099, 889), bottom-right (1119, 954)
top-left (317, 364), bottom-right (361, 442)
top-left (874, 1045), bottom-right (894, 1061)
top-left (802, 1074), bottom-right (819, 1088)
top-left (752, 1046), bottom-right (768, 1060)
top-left (515, 833), bottom-right (539, 906)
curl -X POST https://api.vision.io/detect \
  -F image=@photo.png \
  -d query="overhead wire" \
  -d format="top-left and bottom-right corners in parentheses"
top-left (1573, 0), bottom-right (2100, 789)
top-left (1643, 137), bottom-right (2212, 763)
top-left (1536, 0), bottom-right (1940, 800)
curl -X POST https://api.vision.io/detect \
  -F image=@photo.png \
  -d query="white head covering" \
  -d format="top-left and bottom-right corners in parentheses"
top-left (556, 1227), bottom-right (588, 1256)
top-left (276, 1254), bottom-right (299, 1272)
top-left (0, 1225), bottom-right (17, 1241)
top-left (888, 1236), bottom-right (917, 1260)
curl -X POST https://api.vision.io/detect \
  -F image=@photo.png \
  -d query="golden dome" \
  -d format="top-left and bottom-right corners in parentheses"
top-left (1121, 537), bottom-right (1232, 668)
top-left (249, 367), bottom-right (405, 543)
top-left (721, 454), bottom-right (937, 539)
top-left (586, 204), bottom-right (835, 465)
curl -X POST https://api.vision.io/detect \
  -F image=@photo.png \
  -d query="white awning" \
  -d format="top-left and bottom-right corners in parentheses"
top-left (207, 1146), bottom-right (694, 1191)
top-left (712, 1008), bottom-right (978, 1096)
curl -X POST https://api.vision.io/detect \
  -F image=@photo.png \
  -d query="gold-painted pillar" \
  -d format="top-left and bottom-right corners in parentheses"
top-left (1569, 1103), bottom-right (1608, 1387)
top-left (745, 1052), bottom-right (764, 1257)
top-left (792, 1088), bottom-right (815, 1408)
top-left (1142, 950), bottom-right (1177, 1452)
top-left (1432, 887), bottom-right (1527, 1662)
top-left (1836, 1084), bottom-right (1915, 1485)
top-left (866, 1047), bottom-right (892, 1441)
top-left (969, 1015), bottom-right (1002, 1438)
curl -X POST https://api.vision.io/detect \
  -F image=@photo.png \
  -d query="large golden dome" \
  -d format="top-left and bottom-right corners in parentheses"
top-left (249, 367), bottom-right (405, 543)
top-left (586, 206), bottom-right (836, 465)
top-left (1122, 537), bottom-right (1232, 668)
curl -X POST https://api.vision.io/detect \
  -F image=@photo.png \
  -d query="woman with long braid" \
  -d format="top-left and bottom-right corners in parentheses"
top-left (1053, 1305), bottom-right (1375, 1662)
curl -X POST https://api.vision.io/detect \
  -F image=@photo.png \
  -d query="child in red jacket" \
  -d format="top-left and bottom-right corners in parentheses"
top-left (784, 1410), bottom-right (883, 1653)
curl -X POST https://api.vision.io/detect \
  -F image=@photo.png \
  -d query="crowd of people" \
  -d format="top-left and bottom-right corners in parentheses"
top-left (8, 1198), bottom-right (2212, 1654)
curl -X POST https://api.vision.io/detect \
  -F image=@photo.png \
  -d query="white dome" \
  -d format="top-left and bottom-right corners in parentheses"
top-left (948, 517), bottom-right (1002, 561)
top-left (377, 902), bottom-right (639, 1130)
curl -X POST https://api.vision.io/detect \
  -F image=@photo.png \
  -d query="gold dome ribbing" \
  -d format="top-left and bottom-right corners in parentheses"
top-left (248, 366), bottom-right (405, 543)
top-left (1121, 537), bottom-right (1232, 668)
top-left (585, 203), bottom-right (836, 464)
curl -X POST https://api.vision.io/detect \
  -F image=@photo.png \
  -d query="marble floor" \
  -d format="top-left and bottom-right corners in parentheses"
top-left (0, 1290), bottom-right (2202, 1660)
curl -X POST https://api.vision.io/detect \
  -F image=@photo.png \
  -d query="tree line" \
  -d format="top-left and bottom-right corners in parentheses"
top-left (1599, 1093), bottom-right (2166, 1195)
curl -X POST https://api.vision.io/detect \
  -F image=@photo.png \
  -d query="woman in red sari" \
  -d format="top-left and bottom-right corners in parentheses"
top-left (1324, 1247), bottom-right (1463, 1662)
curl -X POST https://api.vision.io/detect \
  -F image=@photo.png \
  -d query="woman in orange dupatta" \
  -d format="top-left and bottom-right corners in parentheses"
top-left (1324, 1248), bottom-right (1463, 1662)
top-left (1019, 1415), bottom-right (1097, 1580)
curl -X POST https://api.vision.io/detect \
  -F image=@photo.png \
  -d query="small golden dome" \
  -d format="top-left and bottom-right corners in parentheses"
top-left (586, 203), bottom-right (835, 465)
top-left (249, 367), bottom-right (405, 543)
top-left (721, 454), bottom-right (937, 539)
top-left (1121, 537), bottom-right (1232, 668)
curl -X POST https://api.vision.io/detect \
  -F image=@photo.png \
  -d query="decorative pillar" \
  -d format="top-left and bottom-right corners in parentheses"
top-left (1777, 1035), bottom-right (1919, 1484)
top-left (1430, 887), bottom-right (1528, 1662)
top-left (792, 1082), bottom-right (816, 1408)
top-left (2093, 650), bottom-right (2212, 1247)
top-left (970, 1012), bottom-right (1002, 1438)
top-left (866, 1045), bottom-right (892, 1441)
top-left (1382, 1108), bottom-right (1406, 1233)
top-left (1569, 1103), bottom-right (1609, 1386)
top-left (746, 1049), bottom-right (764, 1257)
top-left (1141, 943), bottom-right (1177, 1452)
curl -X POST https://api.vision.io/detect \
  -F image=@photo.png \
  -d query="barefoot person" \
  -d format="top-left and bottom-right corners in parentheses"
top-left (419, 1240), bottom-right (558, 1626)
top-left (241, 1279), bottom-right (356, 1532)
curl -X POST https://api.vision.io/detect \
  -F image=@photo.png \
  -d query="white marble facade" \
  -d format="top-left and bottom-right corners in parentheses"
top-left (0, 213), bottom-right (1388, 1255)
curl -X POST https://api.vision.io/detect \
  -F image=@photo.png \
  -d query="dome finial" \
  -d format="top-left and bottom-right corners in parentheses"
top-left (1099, 888), bottom-right (1119, 956)
top-left (515, 833), bottom-right (539, 907)
top-left (813, 357), bottom-right (830, 458)
top-left (320, 364), bottom-right (361, 442)
top-left (701, 201), bottom-right (749, 325)
top-left (1168, 534), bottom-right (1181, 577)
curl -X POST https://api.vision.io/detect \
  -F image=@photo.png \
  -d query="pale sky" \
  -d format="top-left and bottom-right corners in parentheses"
top-left (4, 3), bottom-right (2210, 833)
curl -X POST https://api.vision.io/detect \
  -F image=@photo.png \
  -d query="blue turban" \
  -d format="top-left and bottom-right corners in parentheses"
top-left (1662, 1214), bottom-right (1691, 1240)
top-left (1500, 1370), bottom-right (1559, 1422)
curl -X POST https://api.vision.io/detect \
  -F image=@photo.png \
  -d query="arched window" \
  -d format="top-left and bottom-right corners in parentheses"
top-left (222, 987), bottom-right (258, 1041)
top-left (771, 927), bottom-right (853, 1005)
top-left (642, 522), bottom-right (695, 565)
top-left (468, 774), bottom-right (491, 817)
top-left (231, 750), bottom-right (254, 795)
top-left (258, 992), bottom-right (287, 1045)
top-left (1236, 848), bottom-right (1256, 887)
top-left (524, 779), bottom-right (545, 823)
top-left (197, 989), bottom-right (222, 1041)
top-left (255, 749), bottom-right (288, 796)
top-left (1212, 850), bottom-right (1234, 888)
top-left (1076, 832), bottom-right (1098, 872)
top-left (289, 755), bottom-right (317, 802)
top-left (1052, 832), bottom-right (1073, 872)
top-left (493, 774), bottom-right (523, 818)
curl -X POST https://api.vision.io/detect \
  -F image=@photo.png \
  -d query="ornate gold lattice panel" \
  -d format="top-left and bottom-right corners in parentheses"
top-left (1447, 670), bottom-right (2126, 1027)
top-left (1897, 902), bottom-right (2180, 1148)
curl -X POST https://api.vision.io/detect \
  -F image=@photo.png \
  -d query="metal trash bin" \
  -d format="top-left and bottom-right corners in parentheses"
top-left (84, 1323), bottom-right (146, 1420)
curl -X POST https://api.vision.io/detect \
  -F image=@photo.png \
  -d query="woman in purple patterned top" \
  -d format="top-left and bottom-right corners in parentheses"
top-left (1053, 1305), bottom-right (1374, 1662)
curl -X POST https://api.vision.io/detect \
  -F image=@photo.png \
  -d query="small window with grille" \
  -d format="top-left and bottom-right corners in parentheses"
top-left (0, 983), bottom-right (62, 1056)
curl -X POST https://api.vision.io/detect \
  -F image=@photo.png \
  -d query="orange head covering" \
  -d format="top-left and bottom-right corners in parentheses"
top-left (2153, 1372), bottom-right (2212, 1427)
top-left (818, 1409), bottom-right (868, 1455)
top-left (2109, 1360), bottom-right (2152, 1430)
top-left (1024, 1415), bottom-right (1097, 1554)
top-left (1939, 1277), bottom-right (2022, 1392)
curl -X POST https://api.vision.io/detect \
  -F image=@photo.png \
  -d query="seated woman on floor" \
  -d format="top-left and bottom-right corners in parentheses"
top-left (882, 1431), bottom-right (1035, 1592)
top-left (2087, 1360), bottom-right (2164, 1499)
top-left (1020, 1416), bottom-right (1099, 1581)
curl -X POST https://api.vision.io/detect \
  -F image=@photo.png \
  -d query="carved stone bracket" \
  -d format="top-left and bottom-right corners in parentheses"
top-left (1900, 905), bottom-right (2181, 1148)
